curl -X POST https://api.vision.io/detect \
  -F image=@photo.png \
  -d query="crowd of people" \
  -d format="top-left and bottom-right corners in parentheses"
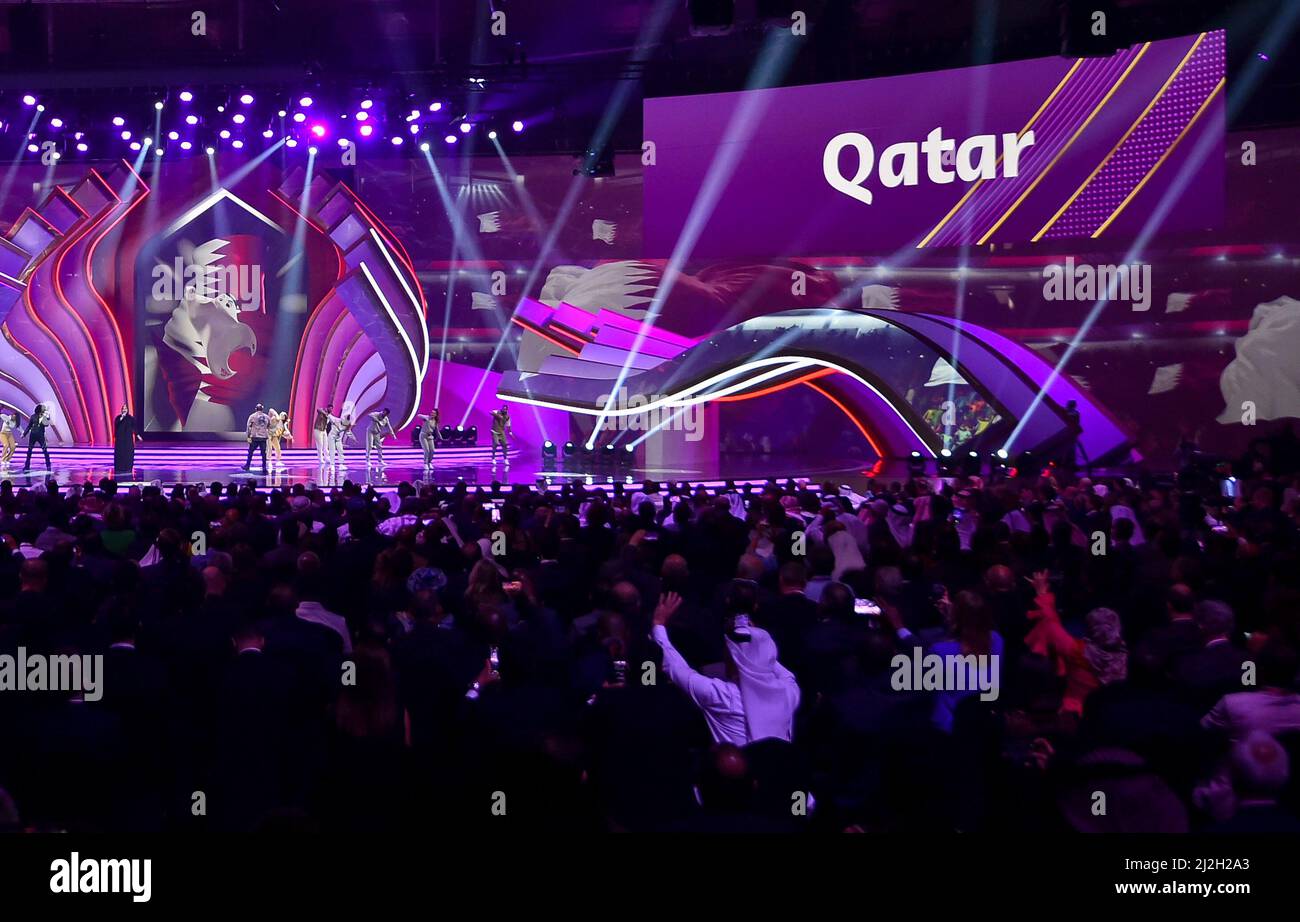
top-left (0, 428), bottom-right (1298, 833)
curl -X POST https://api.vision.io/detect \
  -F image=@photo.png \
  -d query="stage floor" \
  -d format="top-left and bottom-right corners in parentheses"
top-left (0, 444), bottom-right (881, 490)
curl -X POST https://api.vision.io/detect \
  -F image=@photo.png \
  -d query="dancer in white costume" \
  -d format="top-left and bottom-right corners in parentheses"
top-left (365, 408), bottom-right (397, 469)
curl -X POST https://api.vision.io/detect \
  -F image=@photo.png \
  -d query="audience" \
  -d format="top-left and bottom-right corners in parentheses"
top-left (0, 430), bottom-right (1296, 832)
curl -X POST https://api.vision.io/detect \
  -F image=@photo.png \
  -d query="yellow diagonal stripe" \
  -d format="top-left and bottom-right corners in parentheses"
top-left (1091, 76), bottom-right (1224, 238)
top-left (1033, 33), bottom-right (1206, 241)
top-left (915, 58), bottom-right (1083, 248)
top-left (976, 41), bottom-right (1151, 246)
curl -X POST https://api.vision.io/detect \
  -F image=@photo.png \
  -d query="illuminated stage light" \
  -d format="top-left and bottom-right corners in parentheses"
top-left (155, 148), bottom-right (163, 156)
top-left (112, 116), bottom-right (125, 126)
top-left (49, 118), bottom-right (63, 128)
top-left (459, 122), bottom-right (471, 133)
top-left (406, 110), bottom-right (420, 122)
top-left (996, 449), bottom-right (1009, 460)
top-left (180, 141), bottom-right (192, 150)
top-left (293, 112), bottom-right (306, 123)
top-left (488, 130), bottom-right (497, 140)
top-left (35, 104), bottom-right (44, 112)
top-left (217, 105), bottom-right (225, 113)
top-left (143, 136), bottom-right (152, 145)
top-left (419, 142), bottom-right (430, 152)
top-left (76, 142), bottom-right (88, 152)
top-left (277, 109), bottom-right (287, 117)
top-left (444, 134), bottom-right (457, 144)
top-left (179, 91), bottom-right (193, 102)
top-left (22, 95), bottom-right (36, 106)
top-left (429, 101), bottom-right (442, 111)
top-left (940, 449), bottom-right (952, 458)
top-left (232, 113), bottom-right (246, 124)
top-left (355, 111), bottom-right (368, 121)
top-left (219, 130), bottom-right (231, 139)
top-left (232, 140), bottom-right (244, 149)
top-left (563, 441), bottom-right (576, 457)
top-left (360, 125), bottom-right (373, 137)
top-left (263, 129), bottom-right (274, 138)
top-left (185, 115), bottom-right (199, 125)
top-left (240, 93), bottom-right (254, 105)
top-left (360, 99), bottom-right (373, 110)
top-left (154, 101), bottom-right (164, 110)
top-left (205, 146), bottom-right (215, 155)
top-left (409, 124), bottom-right (420, 135)
top-left (542, 440), bottom-right (557, 459)
top-left (308, 146), bottom-right (317, 155)
top-left (130, 143), bottom-right (141, 150)
top-left (299, 96), bottom-right (313, 107)
top-left (512, 120), bottom-right (524, 132)
top-left (168, 131), bottom-right (179, 141)
top-left (391, 136), bottom-right (403, 146)
top-left (285, 139), bottom-right (297, 148)
top-left (26, 144), bottom-right (37, 153)
top-left (310, 124), bottom-right (325, 138)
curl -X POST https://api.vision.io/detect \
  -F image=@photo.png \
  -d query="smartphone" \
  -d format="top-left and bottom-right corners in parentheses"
top-left (488, 645), bottom-right (500, 677)
top-left (1220, 477), bottom-right (1238, 499)
top-left (490, 504), bottom-right (501, 523)
top-left (612, 659), bottom-right (628, 684)
top-left (502, 580), bottom-right (523, 594)
top-left (854, 598), bottom-right (882, 618)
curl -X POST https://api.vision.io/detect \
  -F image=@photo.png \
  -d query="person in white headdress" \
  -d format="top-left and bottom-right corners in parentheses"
top-left (650, 580), bottom-right (800, 746)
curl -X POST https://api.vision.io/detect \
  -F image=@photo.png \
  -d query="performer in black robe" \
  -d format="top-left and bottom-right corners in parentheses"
top-left (114, 405), bottom-right (138, 476)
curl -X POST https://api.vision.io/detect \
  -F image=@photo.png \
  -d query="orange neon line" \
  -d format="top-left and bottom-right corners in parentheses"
top-left (803, 378), bottom-right (885, 458)
top-left (511, 316), bottom-right (583, 355)
top-left (84, 162), bottom-right (151, 417)
top-left (55, 198), bottom-right (122, 435)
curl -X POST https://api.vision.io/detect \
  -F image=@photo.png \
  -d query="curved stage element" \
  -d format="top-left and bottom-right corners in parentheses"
top-left (499, 305), bottom-right (1131, 462)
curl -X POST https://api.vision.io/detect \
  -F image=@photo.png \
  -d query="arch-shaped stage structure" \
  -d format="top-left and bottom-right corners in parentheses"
top-left (499, 304), bottom-right (1132, 464)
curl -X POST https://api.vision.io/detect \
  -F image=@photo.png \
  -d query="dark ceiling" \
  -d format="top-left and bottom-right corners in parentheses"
top-left (0, 0), bottom-right (1294, 153)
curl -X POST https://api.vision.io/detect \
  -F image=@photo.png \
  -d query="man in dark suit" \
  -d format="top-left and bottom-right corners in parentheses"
top-left (1138, 583), bottom-right (1201, 669)
top-left (1171, 599), bottom-right (1248, 712)
top-left (755, 560), bottom-right (818, 673)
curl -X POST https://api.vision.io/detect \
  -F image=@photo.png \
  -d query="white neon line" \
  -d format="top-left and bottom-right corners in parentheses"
top-left (501, 355), bottom-right (937, 457)
top-left (358, 260), bottom-right (423, 429)
top-left (164, 188), bottom-right (283, 236)
top-left (368, 227), bottom-right (430, 377)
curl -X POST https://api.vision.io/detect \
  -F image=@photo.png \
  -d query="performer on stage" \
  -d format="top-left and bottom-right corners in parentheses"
top-left (268, 409), bottom-right (291, 471)
top-left (22, 403), bottom-right (51, 472)
top-left (313, 405), bottom-right (333, 465)
top-left (328, 406), bottom-right (354, 469)
top-left (0, 408), bottom-right (18, 470)
top-left (113, 404), bottom-right (140, 477)
top-left (365, 408), bottom-right (397, 469)
top-left (489, 405), bottom-right (512, 465)
top-left (418, 409), bottom-right (440, 469)
top-left (243, 403), bottom-right (271, 474)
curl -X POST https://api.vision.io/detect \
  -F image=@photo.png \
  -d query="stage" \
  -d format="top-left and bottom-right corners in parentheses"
top-left (0, 443), bottom-right (882, 491)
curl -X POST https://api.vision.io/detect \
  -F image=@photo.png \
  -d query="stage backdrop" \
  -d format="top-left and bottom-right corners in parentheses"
top-left (644, 30), bottom-right (1225, 257)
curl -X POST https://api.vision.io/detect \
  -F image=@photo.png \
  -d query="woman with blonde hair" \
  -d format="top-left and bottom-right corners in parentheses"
top-left (267, 409), bottom-right (291, 470)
